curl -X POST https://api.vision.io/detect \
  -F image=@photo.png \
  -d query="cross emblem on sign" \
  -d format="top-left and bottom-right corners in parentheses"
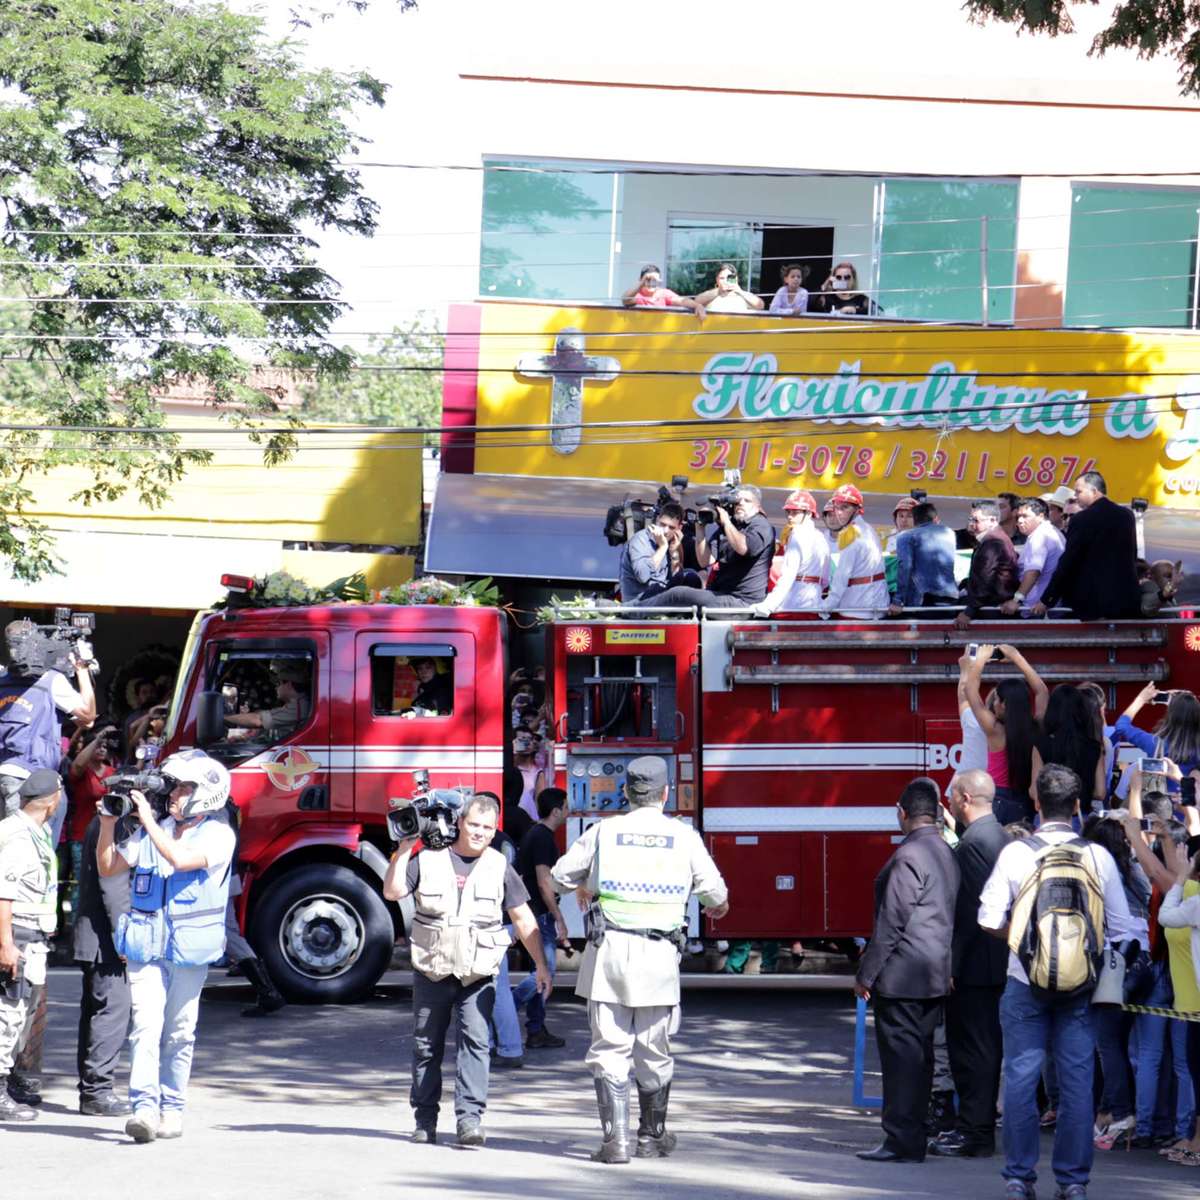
top-left (515, 328), bottom-right (620, 455)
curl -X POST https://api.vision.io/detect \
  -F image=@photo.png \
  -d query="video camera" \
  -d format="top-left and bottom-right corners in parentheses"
top-left (386, 770), bottom-right (471, 851)
top-left (5, 608), bottom-right (98, 676)
top-left (100, 770), bottom-right (172, 824)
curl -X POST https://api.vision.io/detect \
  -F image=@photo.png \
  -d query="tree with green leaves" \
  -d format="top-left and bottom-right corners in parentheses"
top-left (965, 0), bottom-right (1200, 96)
top-left (298, 316), bottom-right (444, 429)
top-left (0, 0), bottom-right (389, 580)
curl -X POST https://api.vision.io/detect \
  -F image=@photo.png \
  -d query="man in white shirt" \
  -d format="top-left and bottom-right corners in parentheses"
top-left (999, 498), bottom-right (1066, 617)
top-left (977, 763), bottom-right (1135, 1200)
top-left (752, 489), bottom-right (829, 617)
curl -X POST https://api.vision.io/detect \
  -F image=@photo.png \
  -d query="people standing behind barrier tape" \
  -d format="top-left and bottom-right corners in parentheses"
top-left (0, 770), bottom-right (60, 1123)
top-left (0, 619), bottom-right (96, 822)
top-left (1032, 685), bottom-right (1109, 812)
top-left (888, 501), bottom-right (958, 615)
top-left (768, 263), bottom-right (810, 316)
top-left (883, 496), bottom-right (917, 555)
top-left (953, 501), bottom-right (1019, 631)
top-left (617, 502), bottom-right (703, 604)
top-left (694, 263), bottom-right (765, 314)
top-left (809, 261), bottom-right (878, 316)
top-left (929, 770), bottom-right (1009, 1160)
top-left (74, 809), bottom-right (133, 1117)
top-left (999, 498), bottom-right (1065, 617)
top-left (95, 749), bottom-right (236, 1144)
top-left (978, 763), bottom-right (1137, 1200)
top-left (1032, 472), bottom-right (1142, 621)
top-left (752, 490), bottom-right (830, 617)
top-left (853, 778), bottom-right (960, 1165)
top-left (621, 264), bottom-right (706, 318)
top-left (383, 792), bottom-right (551, 1148)
top-left (960, 644), bottom-right (1047, 826)
top-left (639, 486), bottom-right (775, 611)
top-left (551, 756), bottom-right (728, 1164)
top-left (820, 485), bottom-right (889, 619)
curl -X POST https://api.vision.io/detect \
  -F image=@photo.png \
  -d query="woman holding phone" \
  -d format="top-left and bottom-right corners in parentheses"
top-left (1115, 685), bottom-right (1200, 795)
top-left (694, 263), bottom-right (764, 313)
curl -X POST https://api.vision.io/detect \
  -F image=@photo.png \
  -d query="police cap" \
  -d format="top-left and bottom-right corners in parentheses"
top-left (625, 756), bottom-right (668, 800)
top-left (19, 769), bottom-right (61, 801)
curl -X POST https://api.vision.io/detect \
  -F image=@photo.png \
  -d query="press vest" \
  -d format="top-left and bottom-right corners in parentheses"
top-left (0, 674), bottom-right (60, 774)
top-left (0, 811), bottom-right (58, 934)
top-left (409, 848), bottom-right (511, 984)
top-left (596, 814), bottom-right (693, 932)
top-left (117, 817), bottom-right (230, 966)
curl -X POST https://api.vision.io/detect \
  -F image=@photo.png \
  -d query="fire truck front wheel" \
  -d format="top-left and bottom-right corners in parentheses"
top-left (252, 864), bottom-right (394, 1004)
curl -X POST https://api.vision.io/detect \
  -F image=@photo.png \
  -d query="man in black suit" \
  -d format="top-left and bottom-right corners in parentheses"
top-left (74, 813), bottom-right (132, 1115)
top-left (1032, 471), bottom-right (1141, 620)
top-left (854, 777), bottom-right (960, 1164)
top-left (930, 769), bottom-right (1011, 1159)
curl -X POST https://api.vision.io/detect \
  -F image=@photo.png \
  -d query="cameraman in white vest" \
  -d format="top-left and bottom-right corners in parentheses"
top-left (384, 792), bottom-right (551, 1148)
top-left (96, 749), bottom-right (235, 1145)
top-left (551, 756), bottom-right (729, 1165)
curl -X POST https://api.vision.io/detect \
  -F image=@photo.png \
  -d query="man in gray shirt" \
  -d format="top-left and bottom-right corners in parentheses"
top-left (617, 503), bottom-right (701, 604)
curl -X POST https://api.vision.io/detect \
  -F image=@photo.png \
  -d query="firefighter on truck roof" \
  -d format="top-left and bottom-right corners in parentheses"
top-left (551, 756), bottom-right (729, 1165)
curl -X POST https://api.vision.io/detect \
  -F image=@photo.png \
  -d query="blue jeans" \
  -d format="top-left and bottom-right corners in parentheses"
top-left (1094, 1005), bottom-right (1133, 1120)
top-left (512, 911), bottom-right (558, 1033)
top-left (127, 959), bottom-right (209, 1116)
top-left (490, 934), bottom-right (523, 1058)
top-left (999, 978), bottom-right (1095, 1189)
top-left (1134, 961), bottom-right (1195, 1138)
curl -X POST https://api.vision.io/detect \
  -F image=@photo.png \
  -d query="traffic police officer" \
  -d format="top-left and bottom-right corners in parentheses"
top-left (551, 756), bottom-right (729, 1164)
top-left (0, 768), bottom-right (61, 1122)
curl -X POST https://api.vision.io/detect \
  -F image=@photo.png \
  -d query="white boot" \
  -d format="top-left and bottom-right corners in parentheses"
top-left (157, 1111), bottom-right (184, 1139)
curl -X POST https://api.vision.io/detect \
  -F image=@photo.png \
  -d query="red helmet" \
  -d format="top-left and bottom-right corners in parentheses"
top-left (783, 489), bottom-right (818, 516)
top-left (831, 483), bottom-right (864, 509)
top-left (822, 498), bottom-right (836, 515)
top-left (892, 496), bottom-right (917, 515)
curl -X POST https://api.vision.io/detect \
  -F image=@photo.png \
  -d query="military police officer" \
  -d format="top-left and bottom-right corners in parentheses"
top-left (551, 755), bottom-right (728, 1164)
top-left (0, 768), bottom-right (61, 1122)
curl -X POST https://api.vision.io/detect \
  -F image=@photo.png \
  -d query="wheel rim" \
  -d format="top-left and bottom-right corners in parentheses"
top-left (278, 892), bottom-right (365, 980)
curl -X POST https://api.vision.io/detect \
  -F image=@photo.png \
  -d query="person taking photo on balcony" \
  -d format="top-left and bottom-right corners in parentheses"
top-left (809, 261), bottom-right (878, 316)
top-left (694, 263), bottom-right (764, 313)
top-left (621, 265), bottom-right (705, 318)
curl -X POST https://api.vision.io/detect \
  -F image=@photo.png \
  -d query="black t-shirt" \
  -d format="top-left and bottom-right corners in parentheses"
top-left (809, 291), bottom-right (875, 316)
top-left (504, 804), bottom-right (534, 846)
top-left (516, 822), bottom-right (559, 917)
top-left (405, 848), bottom-right (530, 911)
top-left (414, 674), bottom-right (453, 715)
top-left (710, 511), bottom-right (775, 602)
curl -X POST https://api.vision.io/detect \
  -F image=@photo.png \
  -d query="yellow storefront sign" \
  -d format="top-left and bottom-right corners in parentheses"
top-left (465, 301), bottom-right (1200, 508)
top-left (605, 628), bottom-right (667, 645)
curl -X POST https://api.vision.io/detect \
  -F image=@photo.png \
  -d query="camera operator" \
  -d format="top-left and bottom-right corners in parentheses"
top-left (636, 485), bottom-right (775, 611)
top-left (95, 750), bottom-right (236, 1144)
top-left (0, 619), bottom-right (96, 824)
top-left (618, 502), bottom-right (703, 604)
top-left (383, 792), bottom-right (551, 1147)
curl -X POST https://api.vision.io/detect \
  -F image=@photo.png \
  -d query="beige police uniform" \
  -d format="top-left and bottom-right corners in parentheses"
top-left (0, 811), bottom-right (57, 1075)
top-left (551, 805), bottom-right (727, 1088)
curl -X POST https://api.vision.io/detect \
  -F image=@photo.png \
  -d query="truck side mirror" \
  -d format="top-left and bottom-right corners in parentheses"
top-left (195, 691), bottom-right (225, 747)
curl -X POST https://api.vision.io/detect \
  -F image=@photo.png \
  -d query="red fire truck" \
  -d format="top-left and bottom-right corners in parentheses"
top-left (161, 590), bottom-right (1196, 1002)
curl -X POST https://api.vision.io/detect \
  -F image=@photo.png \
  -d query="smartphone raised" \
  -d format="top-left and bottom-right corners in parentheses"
top-left (1140, 757), bottom-right (1168, 775)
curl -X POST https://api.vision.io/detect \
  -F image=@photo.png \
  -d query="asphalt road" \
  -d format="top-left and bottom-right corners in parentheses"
top-left (4, 968), bottom-right (1190, 1199)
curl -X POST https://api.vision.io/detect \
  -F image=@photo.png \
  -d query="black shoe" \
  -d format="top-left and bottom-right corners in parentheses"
top-left (239, 958), bottom-right (287, 1017)
top-left (925, 1088), bottom-right (956, 1136)
top-left (855, 1143), bottom-right (924, 1163)
top-left (410, 1126), bottom-right (437, 1144)
top-left (591, 1075), bottom-right (631, 1164)
top-left (492, 1054), bottom-right (524, 1069)
top-left (525, 1027), bottom-right (566, 1049)
top-left (636, 1083), bottom-right (677, 1158)
top-left (0, 1093), bottom-right (37, 1123)
top-left (928, 1131), bottom-right (993, 1157)
top-left (80, 1093), bottom-right (132, 1117)
top-left (7, 1073), bottom-right (42, 1106)
top-left (457, 1118), bottom-right (485, 1147)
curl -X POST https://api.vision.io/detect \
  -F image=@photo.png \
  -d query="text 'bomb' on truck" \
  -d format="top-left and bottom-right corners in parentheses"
top-left (161, 576), bottom-right (1200, 1002)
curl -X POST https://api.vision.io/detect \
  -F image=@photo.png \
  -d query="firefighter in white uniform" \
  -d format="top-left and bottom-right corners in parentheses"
top-left (0, 769), bottom-right (60, 1122)
top-left (752, 489), bottom-right (830, 616)
top-left (820, 483), bottom-right (889, 619)
top-left (551, 756), bottom-right (728, 1164)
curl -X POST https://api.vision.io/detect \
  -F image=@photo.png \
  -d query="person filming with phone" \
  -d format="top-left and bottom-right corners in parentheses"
top-left (693, 263), bottom-right (764, 314)
top-left (1113, 684), bottom-right (1200, 800)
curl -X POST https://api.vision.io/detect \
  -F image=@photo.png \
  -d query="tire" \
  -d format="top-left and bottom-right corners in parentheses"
top-left (249, 863), bottom-right (394, 1004)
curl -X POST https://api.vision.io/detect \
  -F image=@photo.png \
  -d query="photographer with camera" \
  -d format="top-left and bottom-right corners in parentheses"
top-left (617, 501), bottom-right (703, 604)
top-left (639, 485), bottom-right (775, 611)
top-left (383, 791), bottom-right (551, 1147)
top-left (0, 618), bottom-right (96, 823)
top-left (95, 749), bottom-right (236, 1144)
top-left (0, 770), bottom-right (61, 1123)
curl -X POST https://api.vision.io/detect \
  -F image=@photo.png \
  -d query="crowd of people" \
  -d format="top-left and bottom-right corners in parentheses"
top-left (621, 260), bottom-right (880, 320)
top-left (615, 470), bottom-right (1181, 624)
top-left (856, 648), bottom-right (1200, 1198)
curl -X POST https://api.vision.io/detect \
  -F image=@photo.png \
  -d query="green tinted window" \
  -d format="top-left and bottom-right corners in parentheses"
top-left (479, 159), bottom-right (619, 301)
top-left (1065, 186), bottom-right (1200, 328)
top-left (878, 180), bottom-right (1018, 322)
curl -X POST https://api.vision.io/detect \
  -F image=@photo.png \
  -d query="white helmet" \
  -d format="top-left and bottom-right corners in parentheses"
top-left (161, 749), bottom-right (230, 820)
